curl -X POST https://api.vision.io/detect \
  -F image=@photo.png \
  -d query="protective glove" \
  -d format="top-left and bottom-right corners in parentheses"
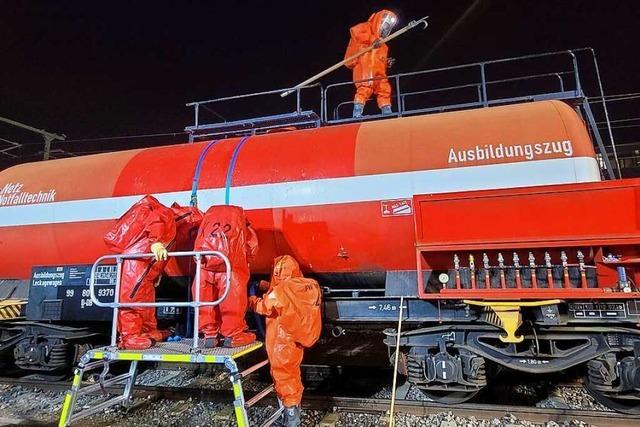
top-left (258, 280), bottom-right (271, 292)
top-left (150, 242), bottom-right (168, 261)
top-left (372, 38), bottom-right (382, 48)
top-left (386, 57), bottom-right (395, 68)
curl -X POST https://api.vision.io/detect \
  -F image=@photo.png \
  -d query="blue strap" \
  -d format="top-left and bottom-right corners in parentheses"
top-left (224, 136), bottom-right (251, 205)
top-left (190, 139), bottom-right (219, 207)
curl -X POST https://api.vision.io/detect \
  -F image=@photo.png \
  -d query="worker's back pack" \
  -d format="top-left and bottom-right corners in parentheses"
top-left (195, 205), bottom-right (247, 272)
top-left (279, 277), bottom-right (322, 348)
top-left (104, 195), bottom-right (175, 253)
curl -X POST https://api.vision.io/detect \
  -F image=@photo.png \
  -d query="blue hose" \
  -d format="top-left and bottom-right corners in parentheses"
top-left (253, 312), bottom-right (266, 339)
top-left (190, 137), bottom-right (259, 337)
top-left (190, 139), bottom-right (219, 207)
top-left (224, 136), bottom-right (251, 205)
top-left (249, 282), bottom-right (266, 339)
top-left (187, 139), bottom-right (219, 336)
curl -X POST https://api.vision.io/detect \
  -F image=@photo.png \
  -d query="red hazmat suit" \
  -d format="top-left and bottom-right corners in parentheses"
top-left (104, 195), bottom-right (176, 350)
top-left (344, 10), bottom-right (398, 108)
top-left (249, 255), bottom-right (322, 408)
top-left (163, 203), bottom-right (203, 277)
top-left (193, 205), bottom-right (259, 347)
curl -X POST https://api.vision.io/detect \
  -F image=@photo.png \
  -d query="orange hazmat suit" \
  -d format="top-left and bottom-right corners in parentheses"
top-left (249, 255), bottom-right (322, 408)
top-left (344, 10), bottom-right (398, 109)
top-left (193, 205), bottom-right (259, 347)
top-left (104, 195), bottom-right (176, 350)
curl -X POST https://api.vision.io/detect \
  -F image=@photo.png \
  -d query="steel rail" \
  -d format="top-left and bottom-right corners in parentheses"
top-left (1, 377), bottom-right (638, 426)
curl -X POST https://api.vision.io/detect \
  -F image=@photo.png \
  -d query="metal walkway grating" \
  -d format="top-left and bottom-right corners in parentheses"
top-left (96, 339), bottom-right (259, 356)
top-left (88, 341), bottom-right (264, 363)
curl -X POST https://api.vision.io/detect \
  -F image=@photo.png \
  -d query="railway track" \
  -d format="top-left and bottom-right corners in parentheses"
top-left (1, 376), bottom-right (639, 426)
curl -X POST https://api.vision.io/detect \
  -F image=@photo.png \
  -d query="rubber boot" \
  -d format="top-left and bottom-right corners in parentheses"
top-left (223, 331), bottom-right (256, 348)
top-left (352, 103), bottom-right (364, 118)
top-left (199, 325), bottom-right (220, 348)
top-left (200, 324), bottom-right (219, 338)
top-left (202, 336), bottom-right (218, 348)
top-left (119, 334), bottom-right (153, 350)
top-left (381, 105), bottom-right (392, 116)
top-left (284, 406), bottom-right (301, 427)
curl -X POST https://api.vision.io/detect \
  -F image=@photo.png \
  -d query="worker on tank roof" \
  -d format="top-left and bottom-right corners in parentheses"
top-left (193, 205), bottom-right (258, 347)
top-left (104, 195), bottom-right (176, 350)
top-left (344, 9), bottom-right (398, 118)
top-left (249, 255), bottom-right (322, 427)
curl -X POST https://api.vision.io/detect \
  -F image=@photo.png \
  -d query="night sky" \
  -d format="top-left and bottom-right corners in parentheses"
top-left (1, 1), bottom-right (639, 165)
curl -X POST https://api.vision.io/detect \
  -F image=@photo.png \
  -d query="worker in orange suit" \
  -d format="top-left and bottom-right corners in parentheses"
top-left (193, 205), bottom-right (259, 347)
top-left (104, 195), bottom-right (176, 350)
top-left (344, 10), bottom-right (398, 118)
top-left (248, 255), bottom-right (322, 427)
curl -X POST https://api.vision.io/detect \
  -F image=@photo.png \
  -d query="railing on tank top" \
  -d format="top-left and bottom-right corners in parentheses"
top-left (89, 250), bottom-right (230, 351)
top-left (184, 48), bottom-right (619, 179)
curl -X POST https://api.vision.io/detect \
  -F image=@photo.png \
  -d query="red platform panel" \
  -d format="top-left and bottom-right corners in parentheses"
top-left (413, 179), bottom-right (640, 300)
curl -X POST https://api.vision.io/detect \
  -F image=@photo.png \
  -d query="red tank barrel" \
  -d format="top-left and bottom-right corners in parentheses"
top-left (0, 100), bottom-right (599, 280)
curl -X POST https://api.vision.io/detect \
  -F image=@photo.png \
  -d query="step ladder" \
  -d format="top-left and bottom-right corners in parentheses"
top-left (58, 250), bottom-right (284, 427)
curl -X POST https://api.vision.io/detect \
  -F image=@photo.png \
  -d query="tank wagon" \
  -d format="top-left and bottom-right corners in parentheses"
top-left (0, 49), bottom-right (639, 412)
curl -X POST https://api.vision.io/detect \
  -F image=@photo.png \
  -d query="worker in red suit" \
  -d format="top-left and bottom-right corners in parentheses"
top-left (344, 9), bottom-right (398, 118)
top-left (104, 195), bottom-right (176, 350)
top-left (163, 202), bottom-right (203, 277)
top-left (194, 205), bottom-right (258, 347)
top-left (248, 255), bottom-right (322, 427)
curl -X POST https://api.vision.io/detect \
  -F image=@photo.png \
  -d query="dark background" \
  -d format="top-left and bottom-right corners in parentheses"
top-left (1, 1), bottom-right (639, 166)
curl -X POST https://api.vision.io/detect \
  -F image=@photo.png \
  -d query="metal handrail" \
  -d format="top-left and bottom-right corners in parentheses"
top-left (335, 72), bottom-right (571, 120)
top-left (398, 71), bottom-right (571, 112)
top-left (90, 250), bottom-right (231, 350)
top-left (324, 50), bottom-right (586, 122)
top-left (186, 84), bottom-right (323, 132)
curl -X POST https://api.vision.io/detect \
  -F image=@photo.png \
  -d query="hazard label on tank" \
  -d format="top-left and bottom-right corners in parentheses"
top-left (381, 199), bottom-right (413, 217)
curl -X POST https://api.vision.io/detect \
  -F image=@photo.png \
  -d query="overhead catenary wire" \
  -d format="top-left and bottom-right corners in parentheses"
top-left (587, 92), bottom-right (640, 104)
top-left (596, 117), bottom-right (640, 126)
top-left (599, 124), bottom-right (640, 130)
top-left (0, 137), bottom-right (23, 158)
top-left (56, 93), bottom-right (640, 144)
top-left (5, 91), bottom-right (640, 161)
top-left (62, 131), bottom-right (187, 144)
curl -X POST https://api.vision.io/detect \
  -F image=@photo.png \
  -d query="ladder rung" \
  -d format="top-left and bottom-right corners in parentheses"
top-left (76, 372), bottom-right (132, 397)
top-left (240, 359), bottom-right (269, 378)
top-left (245, 384), bottom-right (274, 408)
top-left (69, 394), bottom-right (128, 422)
top-left (82, 359), bottom-right (113, 372)
top-left (261, 406), bottom-right (285, 427)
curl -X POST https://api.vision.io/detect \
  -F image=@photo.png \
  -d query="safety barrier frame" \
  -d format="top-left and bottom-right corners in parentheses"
top-left (89, 250), bottom-right (230, 350)
top-left (61, 251), bottom-right (282, 427)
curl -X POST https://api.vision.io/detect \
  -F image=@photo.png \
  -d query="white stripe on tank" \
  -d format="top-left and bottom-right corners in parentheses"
top-left (0, 157), bottom-right (600, 227)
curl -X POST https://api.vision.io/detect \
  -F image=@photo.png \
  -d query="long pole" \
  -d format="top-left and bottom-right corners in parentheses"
top-left (281, 16), bottom-right (428, 97)
top-left (389, 296), bottom-right (405, 427)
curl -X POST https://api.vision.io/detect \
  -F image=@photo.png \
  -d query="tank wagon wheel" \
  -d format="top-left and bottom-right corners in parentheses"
top-left (584, 379), bottom-right (640, 415)
top-left (417, 388), bottom-right (482, 404)
top-left (583, 351), bottom-right (640, 414)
